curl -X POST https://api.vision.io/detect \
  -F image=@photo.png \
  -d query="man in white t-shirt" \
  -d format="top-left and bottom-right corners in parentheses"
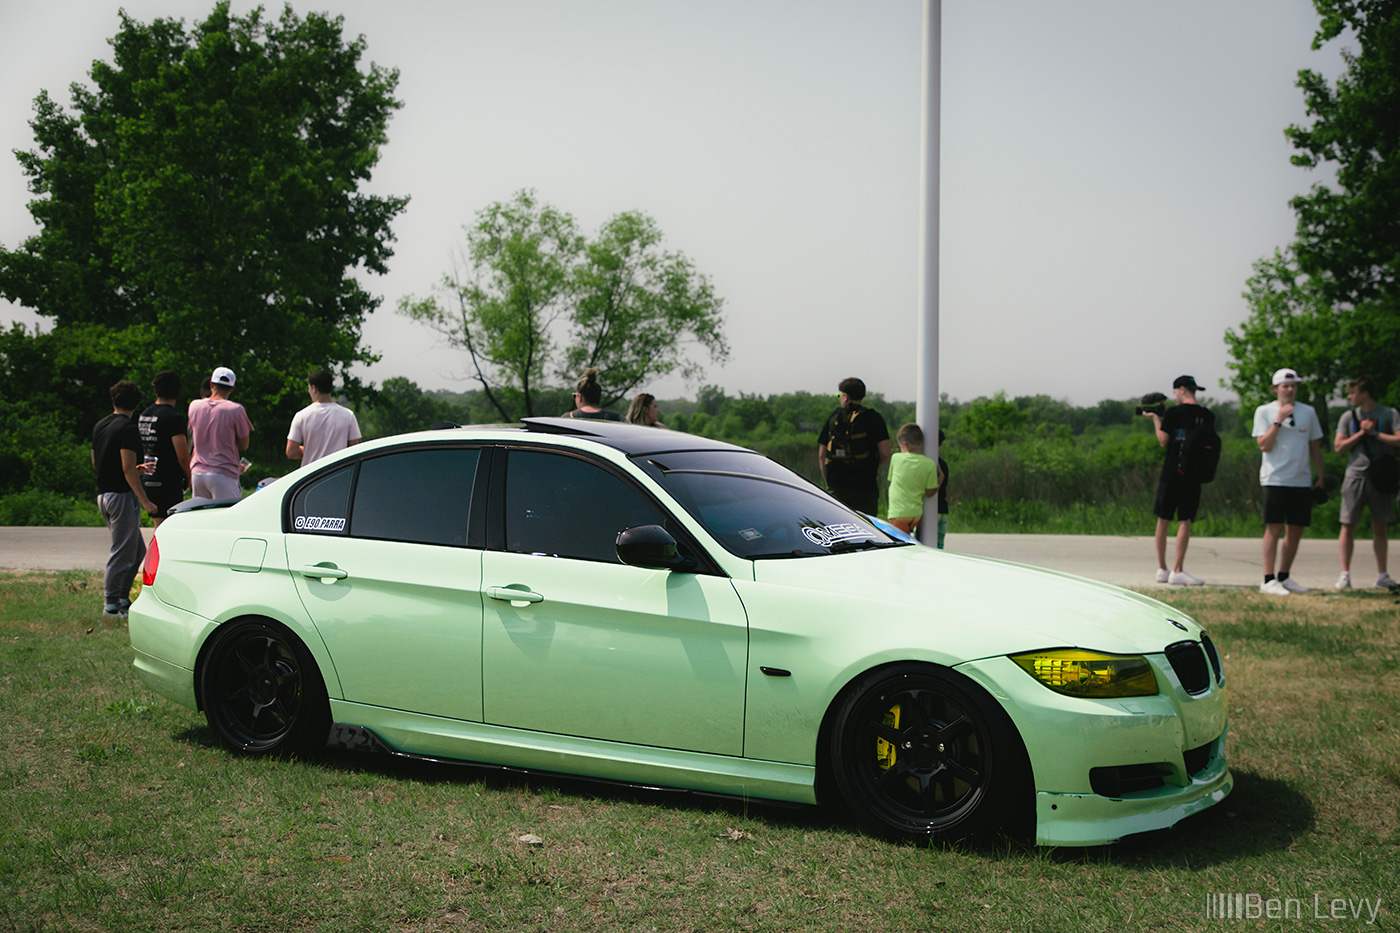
top-left (1251, 367), bottom-right (1326, 595)
top-left (286, 369), bottom-right (361, 465)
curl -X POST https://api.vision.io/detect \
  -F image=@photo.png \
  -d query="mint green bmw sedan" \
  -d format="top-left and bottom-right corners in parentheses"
top-left (128, 418), bottom-right (1230, 846)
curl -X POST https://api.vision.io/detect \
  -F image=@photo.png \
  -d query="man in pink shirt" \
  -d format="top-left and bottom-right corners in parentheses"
top-left (187, 366), bottom-right (253, 501)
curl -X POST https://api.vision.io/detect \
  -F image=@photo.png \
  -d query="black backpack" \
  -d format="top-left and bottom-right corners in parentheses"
top-left (1353, 408), bottom-right (1400, 495)
top-left (1178, 417), bottom-right (1222, 484)
top-left (825, 408), bottom-right (869, 464)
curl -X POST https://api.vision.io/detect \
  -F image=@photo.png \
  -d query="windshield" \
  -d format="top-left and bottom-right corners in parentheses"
top-left (635, 450), bottom-right (905, 559)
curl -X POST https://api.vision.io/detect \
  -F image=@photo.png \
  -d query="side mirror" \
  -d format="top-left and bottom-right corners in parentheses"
top-left (616, 524), bottom-right (695, 571)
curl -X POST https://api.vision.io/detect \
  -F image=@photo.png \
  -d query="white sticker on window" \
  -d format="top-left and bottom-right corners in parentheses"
top-left (295, 515), bottom-right (346, 532)
top-left (802, 523), bottom-right (870, 548)
top-left (738, 527), bottom-right (762, 541)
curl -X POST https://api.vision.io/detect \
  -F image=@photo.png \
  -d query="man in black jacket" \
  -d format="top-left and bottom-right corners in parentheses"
top-left (817, 377), bottom-right (891, 514)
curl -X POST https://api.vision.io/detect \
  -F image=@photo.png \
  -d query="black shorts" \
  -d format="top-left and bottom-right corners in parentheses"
top-left (1153, 475), bottom-right (1202, 522)
top-left (1262, 485), bottom-right (1313, 527)
top-left (828, 485), bottom-right (879, 515)
top-left (144, 485), bottom-right (185, 520)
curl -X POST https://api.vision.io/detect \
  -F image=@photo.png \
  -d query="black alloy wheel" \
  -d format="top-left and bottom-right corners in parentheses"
top-left (830, 663), bottom-right (1030, 842)
top-left (199, 619), bottom-right (329, 756)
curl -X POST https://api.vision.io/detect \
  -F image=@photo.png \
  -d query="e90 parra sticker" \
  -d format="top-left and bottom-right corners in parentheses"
top-left (295, 515), bottom-right (346, 532)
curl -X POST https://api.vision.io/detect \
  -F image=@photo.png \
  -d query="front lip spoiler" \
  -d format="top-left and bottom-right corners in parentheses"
top-left (325, 723), bottom-right (804, 808)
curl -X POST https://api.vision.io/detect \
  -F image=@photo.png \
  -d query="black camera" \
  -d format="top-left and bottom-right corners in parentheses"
top-left (1135, 392), bottom-right (1167, 416)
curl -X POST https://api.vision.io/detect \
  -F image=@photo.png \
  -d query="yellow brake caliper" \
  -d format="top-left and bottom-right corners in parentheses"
top-left (876, 704), bottom-right (901, 771)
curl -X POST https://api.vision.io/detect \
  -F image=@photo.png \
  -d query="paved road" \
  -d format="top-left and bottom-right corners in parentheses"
top-left (0, 526), bottom-right (1359, 591)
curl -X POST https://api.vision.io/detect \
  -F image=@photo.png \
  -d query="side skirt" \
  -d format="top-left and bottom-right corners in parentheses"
top-left (324, 704), bottom-right (817, 808)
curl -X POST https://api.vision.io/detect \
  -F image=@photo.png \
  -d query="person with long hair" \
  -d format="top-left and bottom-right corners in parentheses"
top-left (563, 368), bottom-right (621, 420)
top-left (626, 393), bottom-right (664, 427)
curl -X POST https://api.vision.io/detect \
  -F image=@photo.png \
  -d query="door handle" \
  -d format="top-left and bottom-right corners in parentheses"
top-left (300, 564), bottom-right (348, 584)
top-left (486, 585), bottom-right (544, 606)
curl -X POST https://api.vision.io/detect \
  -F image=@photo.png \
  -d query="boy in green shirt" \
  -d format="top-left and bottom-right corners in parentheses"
top-left (887, 423), bottom-right (945, 544)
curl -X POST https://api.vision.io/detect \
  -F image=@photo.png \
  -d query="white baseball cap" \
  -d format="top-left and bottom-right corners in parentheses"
top-left (1270, 367), bottom-right (1303, 386)
top-left (211, 366), bottom-right (236, 387)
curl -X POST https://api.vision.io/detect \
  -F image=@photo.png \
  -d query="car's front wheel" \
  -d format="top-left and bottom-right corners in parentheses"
top-left (198, 619), bottom-right (330, 756)
top-left (829, 663), bottom-right (1031, 842)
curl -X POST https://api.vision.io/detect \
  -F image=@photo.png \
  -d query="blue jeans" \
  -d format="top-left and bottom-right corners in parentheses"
top-left (98, 492), bottom-right (146, 604)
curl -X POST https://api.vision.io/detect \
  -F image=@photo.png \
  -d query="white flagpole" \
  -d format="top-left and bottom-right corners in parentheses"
top-left (916, 0), bottom-right (941, 544)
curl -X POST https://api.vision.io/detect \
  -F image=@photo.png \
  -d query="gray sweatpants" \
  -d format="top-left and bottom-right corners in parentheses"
top-left (98, 491), bottom-right (146, 604)
top-left (192, 471), bottom-right (242, 502)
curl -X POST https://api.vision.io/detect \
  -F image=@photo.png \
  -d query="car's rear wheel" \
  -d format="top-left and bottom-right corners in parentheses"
top-left (829, 663), bottom-right (1030, 842)
top-left (199, 619), bottom-right (330, 756)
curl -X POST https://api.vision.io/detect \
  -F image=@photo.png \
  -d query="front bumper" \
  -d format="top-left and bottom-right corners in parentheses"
top-left (957, 651), bottom-right (1231, 846)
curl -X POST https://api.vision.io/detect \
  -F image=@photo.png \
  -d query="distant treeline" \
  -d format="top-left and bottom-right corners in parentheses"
top-left (0, 378), bottom-right (1370, 536)
top-left (351, 380), bottom-right (1363, 539)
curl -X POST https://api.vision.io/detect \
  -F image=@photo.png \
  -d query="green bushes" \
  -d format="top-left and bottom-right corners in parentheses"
top-left (0, 490), bottom-right (101, 527)
top-left (0, 400), bottom-right (101, 527)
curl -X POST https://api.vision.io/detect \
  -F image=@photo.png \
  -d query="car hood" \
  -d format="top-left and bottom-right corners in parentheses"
top-left (748, 544), bottom-right (1201, 658)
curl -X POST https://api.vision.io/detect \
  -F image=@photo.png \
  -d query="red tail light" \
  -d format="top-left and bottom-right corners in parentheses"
top-left (142, 537), bottom-right (160, 586)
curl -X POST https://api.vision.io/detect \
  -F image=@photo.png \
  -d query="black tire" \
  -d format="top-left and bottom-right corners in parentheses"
top-left (829, 663), bottom-right (1031, 843)
top-left (198, 619), bottom-right (330, 756)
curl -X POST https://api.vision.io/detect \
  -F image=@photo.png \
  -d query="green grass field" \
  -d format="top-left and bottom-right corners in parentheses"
top-left (2, 572), bottom-right (1396, 932)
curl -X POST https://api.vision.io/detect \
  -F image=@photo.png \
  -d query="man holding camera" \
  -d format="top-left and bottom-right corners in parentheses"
top-left (1333, 376), bottom-right (1400, 590)
top-left (1143, 375), bottom-right (1212, 586)
top-left (1252, 367), bottom-right (1326, 595)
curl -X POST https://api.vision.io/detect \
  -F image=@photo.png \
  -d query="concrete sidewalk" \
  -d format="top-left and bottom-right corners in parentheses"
top-left (0, 526), bottom-right (1367, 591)
top-left (943, 532), bottom-right (1352, 590)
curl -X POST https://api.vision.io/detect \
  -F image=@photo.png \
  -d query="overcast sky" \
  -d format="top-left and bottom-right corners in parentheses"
top-left (0, 0), bottom-right (1341, 406)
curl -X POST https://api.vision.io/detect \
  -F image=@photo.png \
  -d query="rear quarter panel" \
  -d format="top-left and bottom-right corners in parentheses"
top-left (130, 495), bottom-right (345, 702)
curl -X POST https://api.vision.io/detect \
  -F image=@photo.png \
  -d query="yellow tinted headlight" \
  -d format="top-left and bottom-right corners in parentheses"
top-left (1011, 649), bottom-right (1158, 698)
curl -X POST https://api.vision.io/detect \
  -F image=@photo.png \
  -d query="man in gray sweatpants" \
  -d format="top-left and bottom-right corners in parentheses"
top-left (91, 380), bottom-right (156, 617)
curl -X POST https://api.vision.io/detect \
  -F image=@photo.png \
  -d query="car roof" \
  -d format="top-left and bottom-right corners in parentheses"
top-left (440, 417), bottom-right (756, 458)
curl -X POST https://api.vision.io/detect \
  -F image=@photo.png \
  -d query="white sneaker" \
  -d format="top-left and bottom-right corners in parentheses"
top-left (1279, 577), bottom-right (1310, 594)
top-left (1168, 571), bottom-right (1204, 586)
top-left (1155, 568), bottom-right (1170, 584)
top-left (1335, 572), bottom-right (1352, 590)
top-left (1260, 579), bottom-right (1291, 596)
top-left (1377, 573), bottom-right (1398, 589)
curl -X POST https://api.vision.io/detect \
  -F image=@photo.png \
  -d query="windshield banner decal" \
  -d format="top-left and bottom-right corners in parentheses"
top-left (802, 522), bottom-right (870, 548)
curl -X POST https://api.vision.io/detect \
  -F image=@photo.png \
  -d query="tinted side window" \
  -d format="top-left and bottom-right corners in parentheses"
top-left (290, 465), bottom-right (354, 535)
top-left (351, 448), bottom-right (480, 546)
top-left (505, 450), bottom-right (668, 562)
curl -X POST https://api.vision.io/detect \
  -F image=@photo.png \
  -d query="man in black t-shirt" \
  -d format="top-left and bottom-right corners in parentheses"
top-left (138, 370), bottom-right (191, 528)
top-left (1143, 375), bottom-right (1214, 587)
top-left (817, 377), bottom-right (891, 514)
top-left (92, 380), bottom-right (156, 617)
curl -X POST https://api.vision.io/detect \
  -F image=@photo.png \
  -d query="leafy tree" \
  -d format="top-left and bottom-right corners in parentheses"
top-left (401, 191), bottom-right (581, 421)
top-left (567, 212), bottom-right (727, 399)
top-left (694, 384), bottom-right (730, 417)
top-left (357, 377), bottom-right (449, 440)
top-left (401, 190), bottom-right (728, 420)
top-left (1226, 0), bottom-right (1400, 407)
top-left (0, 2), bottom-right (408, 458)
top-left (0, 323), bottom-right (136, 445)
top-left (954, 391), bottom-right (1029, 449)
